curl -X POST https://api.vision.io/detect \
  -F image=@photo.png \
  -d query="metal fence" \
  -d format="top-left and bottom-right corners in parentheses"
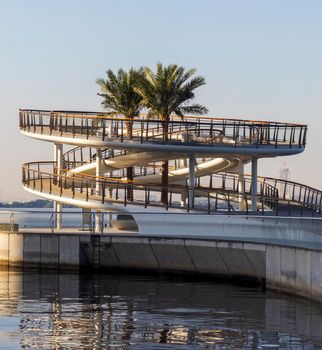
top-left (19, 109), bottom-right (307, 148)
top-left (22, 161), bottom-right (322, 217)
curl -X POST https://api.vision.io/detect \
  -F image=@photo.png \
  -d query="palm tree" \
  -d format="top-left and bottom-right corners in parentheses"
top-left (135, 63), bottom-right (208, 205)
top-left (97, 68), bottom-right (143, 201)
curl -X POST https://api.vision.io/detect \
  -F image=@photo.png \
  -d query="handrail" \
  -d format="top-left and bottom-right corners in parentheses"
top-left (22, 162), bottom-right (322, 216)
top-left (19, 109), bottom-right (307, 149)
top-left (61, 148), bottom-right (320, 211)
top-left (19, 109), bottom-right (306, 126)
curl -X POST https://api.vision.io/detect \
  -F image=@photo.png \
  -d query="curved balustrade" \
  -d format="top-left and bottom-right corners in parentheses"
top-left (22, 162), bottom-right (322, 216)
top-left (61, 146), bottom-right (321, 215)
top-left (20, 108), bottom-right (319, 218)
top-left (63, 146), bottom-right (127, 171)
top-left (19, 109), bottom-right (307, 149)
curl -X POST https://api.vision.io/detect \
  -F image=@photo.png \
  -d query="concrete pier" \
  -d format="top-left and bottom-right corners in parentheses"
top-left (1, 231), bottom-right (322, 302)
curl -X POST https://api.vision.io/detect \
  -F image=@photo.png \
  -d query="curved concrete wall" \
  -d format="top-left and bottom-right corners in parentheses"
top-left (0, 231), bottom-right (322, 301)
top-left (134, 214), bottom-right (322, 243)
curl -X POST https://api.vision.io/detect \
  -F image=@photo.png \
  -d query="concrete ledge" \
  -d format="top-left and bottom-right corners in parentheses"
top-left (185, 240), bottom-right (229, 276)
top-left (1, 231), bottom-right (322, 302)
top-left (149, 238), bottom-right (196, 273)
top-left (24, 234), bottom-right (41, 268)
top-left (311, 251), bottom-right (322, 300)
top-left (216, 241), bottom-right (258, 280)
top-left (40, 235), bottom-right (59, 268)
top-left (295, 249), bottom-right (311, 298)
top-left (9, 234), bottom-right (23, 267)
top-left (0, 233), bottom-right (9, 266)
top-left (280, 247), bottom-right (296, 293)
top-left (59, 235), bottom-right (79, 268)
top-left (111, 237), bottom-right (159, 270)
top-left (100, 238), bottom-right (120, 269)
top-left (0, 223), bottom-right (18, 232)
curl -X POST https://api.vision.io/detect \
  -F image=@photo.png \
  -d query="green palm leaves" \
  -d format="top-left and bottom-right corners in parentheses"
top-left (96, 68), bottom-right (143, 201)
top-left (135, 63), bottom-right (208, 120)
top-left (97, 64), bottom-right (208, 205)
top-left (96, 68), bottom-right (142, 119)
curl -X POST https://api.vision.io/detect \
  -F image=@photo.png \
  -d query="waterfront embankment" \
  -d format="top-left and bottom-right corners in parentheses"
top-left (0, 230), bottom-right (322, 303)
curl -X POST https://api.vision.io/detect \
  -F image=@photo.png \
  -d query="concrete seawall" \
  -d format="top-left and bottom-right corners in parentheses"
top-left (0, 231), bottom-right (322, 302)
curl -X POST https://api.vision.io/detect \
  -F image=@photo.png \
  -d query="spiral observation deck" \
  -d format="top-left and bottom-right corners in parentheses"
top-left (19, 109), bottom-right (322, 224)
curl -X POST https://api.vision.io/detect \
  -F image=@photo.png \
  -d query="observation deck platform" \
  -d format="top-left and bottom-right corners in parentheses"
top-left (15, 109), bottom-right (322, 303)
top-left (19, 109), bottom-right (317, 222)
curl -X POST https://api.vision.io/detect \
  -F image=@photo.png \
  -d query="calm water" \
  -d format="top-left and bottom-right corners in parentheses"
top-left (0, 270), bottom-right (321, 349)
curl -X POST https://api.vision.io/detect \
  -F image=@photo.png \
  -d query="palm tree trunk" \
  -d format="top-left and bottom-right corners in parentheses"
top-left (126, 166), bottom-right (133, 201)
top-left (126, 121), bottom-right (133, 139)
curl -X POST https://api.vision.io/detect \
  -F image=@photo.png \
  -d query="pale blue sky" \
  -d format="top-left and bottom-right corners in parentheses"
top-left (0, 0), bottom-right (321, 200)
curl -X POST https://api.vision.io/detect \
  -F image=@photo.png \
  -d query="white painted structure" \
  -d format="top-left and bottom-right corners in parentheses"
top-left (20, 109), bottom-right (318, 234)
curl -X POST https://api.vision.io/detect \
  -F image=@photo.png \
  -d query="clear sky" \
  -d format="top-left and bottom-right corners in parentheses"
top-left (0, 0), bottom-right (321, 201)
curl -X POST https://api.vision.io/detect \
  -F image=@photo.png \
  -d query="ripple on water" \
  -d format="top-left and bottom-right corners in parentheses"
top-left (0, 270), bottom-right (320, 349)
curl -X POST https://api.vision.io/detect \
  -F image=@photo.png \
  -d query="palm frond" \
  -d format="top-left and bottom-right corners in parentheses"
top-left (135, 63), bottom-right (208, 120)
top-left (96, 67), bottom-right (143, 118)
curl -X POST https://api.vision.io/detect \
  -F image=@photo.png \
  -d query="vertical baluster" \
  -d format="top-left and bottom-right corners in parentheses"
top-left (283, 126), bottom-right (287, 142)
top-left (275, 126), bottom-right (279, 148)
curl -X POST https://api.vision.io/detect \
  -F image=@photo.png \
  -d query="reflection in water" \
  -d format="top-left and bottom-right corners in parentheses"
top-left (0, 269), bottom-right (321, 349)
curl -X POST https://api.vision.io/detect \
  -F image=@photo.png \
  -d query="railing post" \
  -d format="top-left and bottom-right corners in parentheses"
top-left (188, 154), bottom-right (195, 209)
top-left (238, 160), bottom-right (246, 211)
top-left (54, 143), bottom-right (63, 230)
top-left (251, 158), bottom-right (258, 212)
top-left (95, 148), bottom-right (103, 232)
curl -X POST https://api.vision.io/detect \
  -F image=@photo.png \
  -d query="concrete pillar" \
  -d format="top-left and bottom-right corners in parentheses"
top-left (95, 148), bottom-right (102, 195)
top-left (56, 144), bottom-right (63, 172)
top-left (251, 158), bottom-right (258, 212)
top-left (95, 148), bottom-right (103, 233)
top-left (108, 212), bottom-right (113, 228)
top-left (188, 154), bottom-right (195, 208)
top-left (238, 160), bottom-right (246, 211)
top-left (56, 203), bottom-right (63, 230)
top-left (54, 143), bottom-right (63, 230)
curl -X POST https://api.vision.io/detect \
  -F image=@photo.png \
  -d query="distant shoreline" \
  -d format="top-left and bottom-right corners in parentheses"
top-left (0, 200), bottom-right (74, 208)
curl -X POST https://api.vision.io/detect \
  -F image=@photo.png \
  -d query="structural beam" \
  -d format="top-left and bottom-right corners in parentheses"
top-left (238, 160), bottom-right (246, 211)
top-left (188, 154), bottom-right (196, 208)
top-left (251, 158), bottom-right (258, 212)
top-left (95, 148), bottom-right (103, 233)
top-left (54, 143), bottom-right (63, 230)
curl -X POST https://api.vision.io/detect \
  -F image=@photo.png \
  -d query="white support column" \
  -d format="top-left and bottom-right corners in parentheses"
top-left (95, 148), bottom-right (103, 233)
top-left (238, 160), bottom-right (245, 211)
top-left (56, 144), bottom-right (63, 173)
top-left (54, 143), bottom-right (63, 230)
top-left (95, 148), bottom-right (102, 195)
top-left (188, 154), bottom-right (195, 208)
top-left (108, 212), bottom-right (113, 228)
top-left (251, 158), bottom-right (258, 212)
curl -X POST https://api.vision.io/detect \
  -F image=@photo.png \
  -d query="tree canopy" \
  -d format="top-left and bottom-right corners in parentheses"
top-left (135, 63), bottom-right (208, 120)
top-left (96, 68), bottom-right (142, 119)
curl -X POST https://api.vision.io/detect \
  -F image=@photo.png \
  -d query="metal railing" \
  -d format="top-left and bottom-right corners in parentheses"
top-left (61, 147), bottom-right (318, 214)
top-left (21, 162), bottom-right (322, 216)
top-left (63, 146), bottom-right (127, 171)
top-left (19, 109), bottom-right (307, 149)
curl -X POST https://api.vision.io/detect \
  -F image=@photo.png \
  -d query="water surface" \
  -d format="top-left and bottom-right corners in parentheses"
top-left (0, 269), bottom-right (321, 349)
